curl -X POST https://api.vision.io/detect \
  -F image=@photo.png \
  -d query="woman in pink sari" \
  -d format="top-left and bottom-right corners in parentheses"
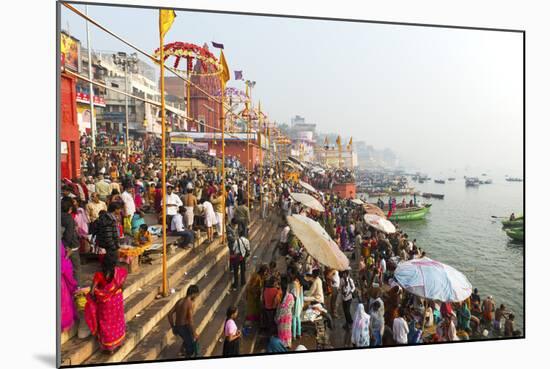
top-left (85, 260), bottom-right (128, 352)
top-left (61, 242), bottom-right (78, 331)
top-left (275, 289), bottom-right (295, 348)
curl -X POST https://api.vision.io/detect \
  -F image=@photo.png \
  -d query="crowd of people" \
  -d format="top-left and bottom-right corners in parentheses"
top-left (211, 172), bottom-right (523, 354)
top-left (60, 146), bottom-right (521, 358)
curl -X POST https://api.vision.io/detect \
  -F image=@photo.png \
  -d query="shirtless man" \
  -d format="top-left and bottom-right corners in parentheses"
top-left (168, 285), bottom-right (200, 357)
top-left (181, 188), bottom-right (198, 230)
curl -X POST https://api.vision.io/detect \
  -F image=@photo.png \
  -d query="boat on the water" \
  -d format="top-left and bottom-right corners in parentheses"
top-left (505, 177), bottom-right (523, 182)
top-left (421, 192), bottom-right (444, 199)
top-left (465, 177), bottom-right (480, 187)
top-left (389, 205), bottom-right (430, 221)
top-left (502, 219), bottom-right (524, 229)
top-left (448, 177), bottom-right (456, 181)
top-left (434, 179), bottom-right (445, 184)
top-left (505, 228), bottom-right (524, 242)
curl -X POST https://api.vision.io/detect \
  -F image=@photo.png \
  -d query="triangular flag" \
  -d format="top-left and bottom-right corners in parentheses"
top-left (219, 50), bottom-right (230, 86)
top-left (245, 84), bottom-right (250, 112)
top-left (336, 135), bottom-right (341, 146)
top-left (159, 9), bottom-right (176, 38)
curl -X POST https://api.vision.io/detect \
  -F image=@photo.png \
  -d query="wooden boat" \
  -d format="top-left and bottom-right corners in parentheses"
top-left (421, 192), bottom-right (444, 199)
top-left (505, 177), bottom-right (523, 182)
top-left (434, 179), bottom-right (446, 184)
top-left (448, 177), bottom-right (456, 181)
top-left (505, 228), bottom-right (524, 241)
top-left (389, 205), bottom-right (430, 221)
top-left (501, 219), bottom-right (524, 229)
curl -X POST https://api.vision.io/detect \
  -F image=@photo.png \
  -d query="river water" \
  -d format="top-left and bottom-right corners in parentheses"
top-left (360, 177), bottom-right (524, 331)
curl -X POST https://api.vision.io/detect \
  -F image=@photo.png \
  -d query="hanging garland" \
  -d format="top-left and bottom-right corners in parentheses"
top-left (154, 41), bottom-right (223, 77)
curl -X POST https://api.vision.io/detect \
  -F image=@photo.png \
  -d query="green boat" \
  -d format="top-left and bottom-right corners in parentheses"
top-left (505, 228), bottom-right (524, 241)
top-left (501, 219), bottom-right (524, 229)
top-left (389, 206), bottom-right (430, 221)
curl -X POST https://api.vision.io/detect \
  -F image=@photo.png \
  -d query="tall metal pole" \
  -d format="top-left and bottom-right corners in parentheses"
top-left (124, 64), bottom-right (130, 158)
top-left (220, 80), bottom-right (226, 243)
top-left (187, 61), bottom-right (191, 130)
top-left (258, 104), bottom-right (263, 217)
top-left (85, 5), bottom-right (96, 149)
top-left (159, 34), bottom-right (168, 297)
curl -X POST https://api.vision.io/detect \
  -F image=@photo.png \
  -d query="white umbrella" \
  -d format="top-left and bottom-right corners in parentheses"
top-left (363, 214), bottom-right (396, 234)
top-left (290, 192), bottom-right (325, 212)
top-left (286, 214), bottom-right (349, 271)
top-left (394, 257), bottom-right (472, 302)
top-left (299, 180), bottom-right (318, 194)
top-left (351, 198), bottom-right (364, 205)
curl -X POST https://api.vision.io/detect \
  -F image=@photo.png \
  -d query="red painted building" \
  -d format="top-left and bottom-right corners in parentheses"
top-left (60, 72), bottom-right (81, 179)
top-left (188, 43), bottom-right (222, 133)
top-left (211, 140), bottom-right (263, 172)
top-left (332, 182), bottom-right (357, 199)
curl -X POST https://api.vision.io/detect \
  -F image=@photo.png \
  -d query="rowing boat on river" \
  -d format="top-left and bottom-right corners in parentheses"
top-left (501, 219), bottom-right (524, 229)
top-left (389, 205), bottom-right (430, 221)
top-left (505, 228), bottom-right (524, 242)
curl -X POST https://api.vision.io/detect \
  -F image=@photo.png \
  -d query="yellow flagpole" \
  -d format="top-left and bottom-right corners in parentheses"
top-left (258, 103), bottom-right (263, 216)
top-left (220, 81), bottom-right (226, 243)
top-left (246, 86), bottom-right (251, 210)
top-left (247, 114), bottom-right (251, 210)
top-left (159, 21), bottom-right (168, 297)
top-left (186, 63), bottom-right (191, 130)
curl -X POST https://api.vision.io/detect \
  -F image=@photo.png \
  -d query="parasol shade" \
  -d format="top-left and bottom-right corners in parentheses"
top-left (363, 203), bottom-right (386, 218)
top-left (299, 180), bottom-right (318, 194)
top-left (363, 214), bottom-right (396, 233)
top-left (290, 192), bottom-right (325, 212)
top-left (351, 198), bottom-right (364, 205)
top-left (394, 257), bottom-right (472, 302)
top-left (286, 214), bottom-right (349, 271)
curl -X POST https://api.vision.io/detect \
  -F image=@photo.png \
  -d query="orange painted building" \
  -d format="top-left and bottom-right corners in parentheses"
top-left (332, 182), bottom-right (357, 199)
top-left (211, 140), bottom-right (263, 172)
top-left (171, 131), bottom-right (266, 171)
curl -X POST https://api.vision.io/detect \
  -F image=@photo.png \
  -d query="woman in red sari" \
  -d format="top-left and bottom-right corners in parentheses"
top-left (85, 260), bottom-right (128, 352)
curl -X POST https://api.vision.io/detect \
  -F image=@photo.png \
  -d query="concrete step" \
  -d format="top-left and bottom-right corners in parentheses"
top-left (59, 233), bottom-right (220, 366)
top-left (158, 215), bottom-right (280, 359)
top-left (83, 243), bottom-right (230, 365)
top-left (199, 217), bottom-right (282, 357)
top-left (123, 259), bottom-right (231, 362)
top-left (210, 223), bottom-right (282, 357)
top-left (60, 216), bottom-right (262, 366)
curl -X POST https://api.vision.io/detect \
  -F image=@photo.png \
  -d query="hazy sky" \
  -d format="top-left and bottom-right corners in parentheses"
top-left (61, 3), bottom-right (523, 175)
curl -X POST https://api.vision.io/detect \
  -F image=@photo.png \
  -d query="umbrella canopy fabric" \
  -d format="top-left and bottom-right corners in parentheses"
top-left (351, 198), bottom-right (364, 205)
top-left (286, 214), bottom-right (349, 271)
top-left (394, 257), bottom-right (472, 302)
top-left (363, 203), bottom-right (386, 218)
top-left (290, 192), bottom-right (325, 212)
top-left (299, 180), bottom-right (318, 194)
top-left (363, 214), bottom-right (396, 234)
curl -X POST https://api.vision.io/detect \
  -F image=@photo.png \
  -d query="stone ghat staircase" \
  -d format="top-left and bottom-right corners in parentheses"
top-left (153, 213), bottom-right (282, 361)
top-left (60, 211), bottom-right (279, 366)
